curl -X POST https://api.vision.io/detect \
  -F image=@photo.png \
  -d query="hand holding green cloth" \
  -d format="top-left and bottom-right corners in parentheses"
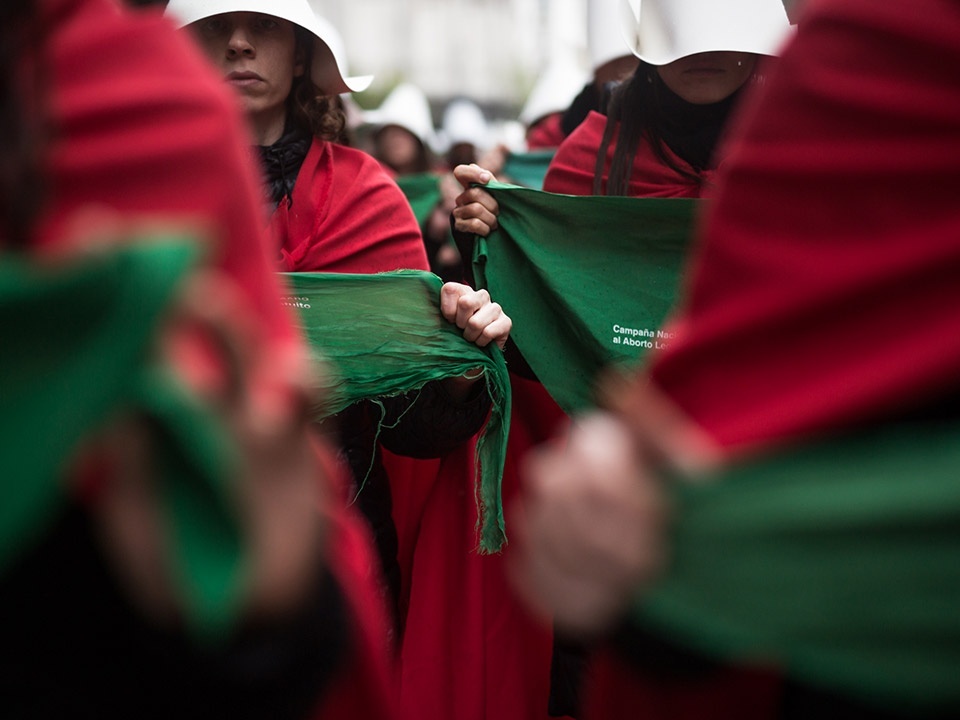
top-left (636, 419), bottom-right (960, 713)
top-left (1, 241), bottom-right (244, 639)
top-left (471, 181), bottom-right (698, 414)
top-left (279, 270), bottom-right (511, 552)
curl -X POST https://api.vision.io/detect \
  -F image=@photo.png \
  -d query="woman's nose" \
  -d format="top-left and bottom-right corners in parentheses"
top-left (226, 26), bottom-right (254, 57)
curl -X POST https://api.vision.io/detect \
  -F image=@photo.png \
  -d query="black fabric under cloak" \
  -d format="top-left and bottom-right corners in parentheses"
top-left (0, 502), bottom-right (346, 720)
top-left (257, 122), bottom-right (312, 209)
top-left (652, 72), bottom-right (742, 172)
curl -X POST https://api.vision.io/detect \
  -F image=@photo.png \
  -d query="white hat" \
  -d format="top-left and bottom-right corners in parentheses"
top-left (519, 57), bottom-right (589, 127)
top-left (588, 0), bottom-right (633, 71)
top-left (435, 98), bottom-right (489, 154)
top-left (619, 0), bottom-right (795, 66)
top-left (165, 0), bottom-right (373, 95)
top-left (363, 83), bottom-right (436, 148)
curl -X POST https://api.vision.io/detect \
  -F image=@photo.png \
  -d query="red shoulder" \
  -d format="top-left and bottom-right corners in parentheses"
top-left (41, 0), bottom-right (293, 345)
top-left (542, 112), bottom-right (608, 196)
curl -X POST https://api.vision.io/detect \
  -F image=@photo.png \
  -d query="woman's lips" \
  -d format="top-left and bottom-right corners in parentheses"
top-left (226, 70), bottom-right (263, 87)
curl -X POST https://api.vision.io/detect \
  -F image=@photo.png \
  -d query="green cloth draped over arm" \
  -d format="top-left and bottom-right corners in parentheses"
top-left (1, 240), bottom-right (245, 639)
top-left (471, 181), bottom-right (698, 414)
top-left (279, 270), bottom-right (511, 553)
top-left (637, 420), bottom-right (960, 713)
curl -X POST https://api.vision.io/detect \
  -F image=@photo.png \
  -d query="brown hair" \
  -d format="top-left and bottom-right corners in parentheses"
top-left (1, 0), bottom-right (47, 248)
top-left (593, 62), bottom-right (702, 196)
top-left (288, 26), bottom-right (347, 143)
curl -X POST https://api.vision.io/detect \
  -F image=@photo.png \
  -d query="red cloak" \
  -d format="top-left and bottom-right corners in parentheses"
top-left (542, 111), bottom-right (713, 198)
top-left (271, 138), bottom-right (429, 274)
top-left (594, 0), bottom-right (960, 717)
top-left (36, 2), bottom-right (398, 717)
top-left (649, 0), bottom-right (960, 451)
top-left (525, 112), bottom-right (567, 151)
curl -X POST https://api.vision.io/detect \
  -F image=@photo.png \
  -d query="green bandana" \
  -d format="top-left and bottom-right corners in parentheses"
top-left (280, 270), bottom-right (511, 552)
top-left (465, 183), bottom-right (959, 710)
top-left (501, 150), bottom-right (557, 190)
top-left (1, 240), bottom-right (244, 639)
top-left (637, 419), bottom-right (960, 712)
top-left (471, 181), bottom-right (698, 414)
top-left (395, 172), bottom-right (444, 229)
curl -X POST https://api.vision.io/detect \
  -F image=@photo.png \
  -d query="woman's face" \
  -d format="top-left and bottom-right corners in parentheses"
top-left (191, 12), bottom-right (303, 124)
top-left (376, 125), bottom-right (423, 171)
top-left (656, 52), bottom-right (756, 105)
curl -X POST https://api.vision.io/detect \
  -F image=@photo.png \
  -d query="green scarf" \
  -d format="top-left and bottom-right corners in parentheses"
top-left (395, 172), bottom-right (443, 229)
top-left (1, 240), bottom-right (244, 639)
top-left (471, 181), bottom-right (698, 414)
top-left (501, 149), bottom-right (557, 190)
top-left (464, 183), bottom-right (960, 711)
top-left (280, 270), bottom-right (511, 552)
top-left (637, 419), bottom-right (960, 712)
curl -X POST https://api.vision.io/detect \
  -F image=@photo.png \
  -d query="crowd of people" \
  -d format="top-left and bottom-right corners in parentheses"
top-left (4, 0), bottom-right (960, 718)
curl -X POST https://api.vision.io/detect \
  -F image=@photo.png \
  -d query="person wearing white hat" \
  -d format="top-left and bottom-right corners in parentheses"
top-left (437, 97), bottom-right (491, 171)
top-left (364, 82), bottom-right (438, 177)
top-left (454, 0), bottom-right (794, 231)
top-left (166, 0), bottom-right (512, 646)
top-left (557, 0), bottom-right (640, 142)
top-left (519, 55), bottom-right (589, 150)
top-left (541, 0), bottom-right (795, 198)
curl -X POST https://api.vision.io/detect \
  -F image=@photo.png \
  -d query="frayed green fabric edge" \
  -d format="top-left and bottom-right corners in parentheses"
top-left (281, 270), bottom-right (511, 552)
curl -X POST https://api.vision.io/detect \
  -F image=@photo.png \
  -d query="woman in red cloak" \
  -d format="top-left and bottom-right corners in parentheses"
top-left (511, 0), bottom-right (960, 718)
top-left (164, 2), bottom-right (520, 719)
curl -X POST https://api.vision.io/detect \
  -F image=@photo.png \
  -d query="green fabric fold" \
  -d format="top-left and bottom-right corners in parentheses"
top-left (501, 150), bottom-right (556, 190)
top-left (280, 270), bottom-right (511, 552)
top-left (1, 240), bottom-right (244, 640)
top-left (636, 420), bottom-right (960, 712)
top-left (472, 181), bottom-right (698, 414)
top-left (395, 172), bottom-right (444, 228)
top-left (465, 182), bottom-right (959, 711)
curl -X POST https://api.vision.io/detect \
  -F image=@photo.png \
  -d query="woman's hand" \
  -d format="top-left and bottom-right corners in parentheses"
top-left (440, 282), bottom-right (511, 350)
top-left (439, 282), bottom-right (511, 401)
top-left (452, 164), bottom-right (500, 238)
top-left (92, 267), bottom-right (330, 626)
top-left (510, 379), bottom-right (722, 639)
top-left (510, 412), bottom-right (669, 638)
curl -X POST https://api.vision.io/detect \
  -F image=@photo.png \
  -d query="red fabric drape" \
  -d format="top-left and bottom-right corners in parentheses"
top-left (649, 0), bottom-right (960, 451)
top-left (543, 111), bottom-right (713, 198)
top-left (271, 139), bottom-right (429, 274)
top-left (396, 376), bottom-right (568, 720)
top-left (525, 112), bottom-right (566, 151)
top-left (591, 0), bottom-right (960, 717)
top-left (38, 2), bottom-right (398, 716)
top-left (39, 0), bottom-right (295, 348)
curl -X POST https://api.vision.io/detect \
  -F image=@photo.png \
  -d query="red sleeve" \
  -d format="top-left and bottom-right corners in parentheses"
top-left (650, 0), bottom-right (960, 449)
top-left (39, 0), bottom-right (295, 347)
top-left (275, 141), bottom-right (430, 274)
